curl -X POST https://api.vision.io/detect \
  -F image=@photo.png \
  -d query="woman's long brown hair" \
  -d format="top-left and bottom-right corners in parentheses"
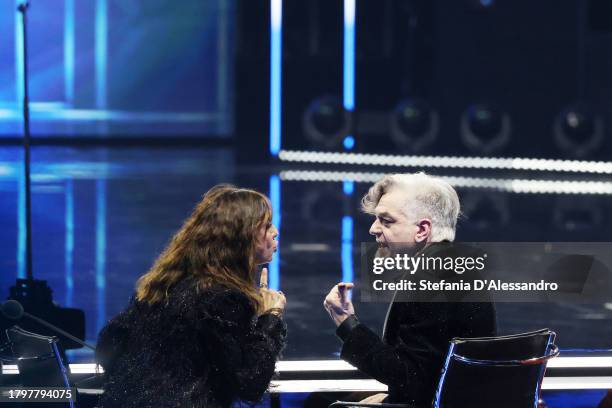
top-left (135, 184), bottom-right (270, 312)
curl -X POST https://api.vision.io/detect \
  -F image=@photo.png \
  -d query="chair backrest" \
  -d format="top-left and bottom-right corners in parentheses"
top-left (433, 328), bottom-right (558, 408)
top-left (6, 326), bottom-right (74, 408)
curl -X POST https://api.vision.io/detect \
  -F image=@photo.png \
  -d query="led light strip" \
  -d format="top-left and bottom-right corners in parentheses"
top-left (280, 170), bottom-right (612, 195)
top-left (95, 0), bottom-right (108, 109)
top-left (69, 363), bottom-right (104, 374)
top-left (4, 363), bottom-right (612, 391)
top-left (5, 357), bottom-right (612, 375)
top-left (2, 372), bottom-right (607, 392)
top-left (0, 108), bottom-right (215, 122)
top-left (541, 377), bottom-right (612, 390)
top-left (267, 377), bottom-right (612, 392)
top-left (277, 358), bottom-right (612, 371)
top-left (269, 379), bottom-right (386, 393)
top-left (269, 175), bottom-right (281, 290)
top-left (342, 0), bottom-right (356, 150)
top-left (548, 357), bottom-right (612, 368)
top-left (281, 170), bottom-right (383, 183)
top-left (1, 363), bottom-right (103, 375)
top-left (276, 360), bottom-right (357, 372)
top-left (278, 150), bottom-right (612, 175)
top-left (269, 0), bottom-right (283, 155)
top-left (268, 377), bottom-right (612, 392)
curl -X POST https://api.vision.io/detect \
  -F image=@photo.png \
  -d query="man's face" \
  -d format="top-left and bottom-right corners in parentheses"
top-left (369, 188), bottom-right (426, 255)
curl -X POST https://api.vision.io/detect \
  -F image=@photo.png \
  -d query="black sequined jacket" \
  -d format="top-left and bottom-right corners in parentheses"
top-left (95, 279), bottom-right (287, 408)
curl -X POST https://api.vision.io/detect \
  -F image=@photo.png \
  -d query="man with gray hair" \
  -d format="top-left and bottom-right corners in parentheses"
top-left (323, 172), bottom-right (497, 406)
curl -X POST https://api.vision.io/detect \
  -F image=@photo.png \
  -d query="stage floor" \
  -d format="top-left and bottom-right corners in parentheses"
top-left (1, 146), bottom-right (612, 361)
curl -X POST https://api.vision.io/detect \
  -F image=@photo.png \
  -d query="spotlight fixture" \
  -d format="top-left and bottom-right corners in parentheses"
top-left (553, 197), bottom-right (602, 232)
top-left (553, 105), bottom-right (604, 158)
top-left (303, 96), bottom-right (352, 149)
top-left (460, 104), bottom-right (511, 154)
top-left (468, 0), bottom-right (495, 9)
top-left (300, 185), bottom-right (346, 230)
top-left (389, 98), bottom-right (439, 152)
top-left (461, 192), bottom-right (510, 231)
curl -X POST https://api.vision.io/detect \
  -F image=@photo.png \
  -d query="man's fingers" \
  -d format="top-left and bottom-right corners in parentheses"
top-left (337, 282), bottom-right (354, 302)
top-left (338, 284), bottom-right (347, 301)
top-left (260, 267), bottom-right (268, 288)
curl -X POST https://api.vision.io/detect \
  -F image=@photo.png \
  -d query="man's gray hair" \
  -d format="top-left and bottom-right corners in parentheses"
top-left (361, 172), bottom-right (460, 242)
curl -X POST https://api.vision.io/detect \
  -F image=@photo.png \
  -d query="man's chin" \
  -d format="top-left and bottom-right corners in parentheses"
top-left (375, 246), bottom-right (392, 258)
top-left (375, 243), bottom-right (422, 258)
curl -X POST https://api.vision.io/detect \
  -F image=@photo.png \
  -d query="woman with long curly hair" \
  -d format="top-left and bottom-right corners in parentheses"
top-left (95, 185), bottom-right (287, 407)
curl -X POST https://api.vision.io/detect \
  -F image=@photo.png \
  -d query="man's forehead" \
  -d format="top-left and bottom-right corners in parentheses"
top-left (375, 190), bottom-right (411, 216)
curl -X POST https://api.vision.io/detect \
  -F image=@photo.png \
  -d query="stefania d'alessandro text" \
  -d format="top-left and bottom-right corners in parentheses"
top-left (372, 279), bottom-right (559, 292)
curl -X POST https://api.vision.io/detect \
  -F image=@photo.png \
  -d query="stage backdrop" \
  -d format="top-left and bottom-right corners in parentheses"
top-left (0, 0), bottom-right (234, 137)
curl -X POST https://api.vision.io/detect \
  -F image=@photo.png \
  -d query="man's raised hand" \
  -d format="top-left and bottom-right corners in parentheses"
top-left (323, 282), bottom-right (355, 326)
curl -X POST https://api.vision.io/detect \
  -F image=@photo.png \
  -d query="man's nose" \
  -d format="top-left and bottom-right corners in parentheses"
top-left (369, 219), bottom-right (381, 236)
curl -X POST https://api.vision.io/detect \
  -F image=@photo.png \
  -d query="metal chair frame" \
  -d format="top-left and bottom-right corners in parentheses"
top-left (5, 325), bottom-right (75, 408)
top-left (330, 329), bottom-right (559, 408)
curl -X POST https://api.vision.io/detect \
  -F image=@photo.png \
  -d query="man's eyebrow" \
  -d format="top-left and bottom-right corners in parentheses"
top-left (375, 211), bottom-right (395, 219)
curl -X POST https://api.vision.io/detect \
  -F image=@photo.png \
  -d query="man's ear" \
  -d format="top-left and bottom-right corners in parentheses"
top-left (415, 219), bottom-right (432, 242)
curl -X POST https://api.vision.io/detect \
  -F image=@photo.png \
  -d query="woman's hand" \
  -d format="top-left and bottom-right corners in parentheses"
top-left (259, 267), bottom-right (286, 314)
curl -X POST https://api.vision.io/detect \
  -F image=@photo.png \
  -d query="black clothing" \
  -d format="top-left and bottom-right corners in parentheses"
top-left (337, 243), bottom-right (497, 406)
top-left (96, 280), bottom-right (286, 408)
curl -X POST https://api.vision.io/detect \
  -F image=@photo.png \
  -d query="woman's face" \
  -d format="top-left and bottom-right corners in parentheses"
top-left (255, 221), bottom-right (278, 264)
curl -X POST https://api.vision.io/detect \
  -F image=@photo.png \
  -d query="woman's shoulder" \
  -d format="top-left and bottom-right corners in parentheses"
top-left (106, 296), bottom-right (141, 325)
top-left (171, 279), bottom-right (257, 319)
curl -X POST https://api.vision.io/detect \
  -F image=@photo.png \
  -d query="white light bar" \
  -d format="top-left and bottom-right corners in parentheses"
top-left (276, 360), bottom-right (357, 372)
top-left (276, 357), bottom-right (612, 371)
top-left (280, 170), bottom-right (612, 195)
top-left (69, 363), bottom-right (104, 374)
top-left (278, 150), bottom-right (612, 175)
top-left (2, 365), bottom-right (18, 375)
top-left (269, 379), bottom-right (386, 393)
top-left (548, 357), bottom-right (612, 368)
top-left (541, 377), bottom-right (612, 390)
top-left (288, 243), bottom-right (332, 252)
top-left (281, 170), bottom-right (383, 183)
top-left (1, 363), bottom-right (104, 375)
top-left (4, 358), bottom-right (612, 392)
top-left (267, 377), bottom-right (612, 392)
top-left (4, 357), bottom-right (612, 376)
top-left (2, 361), bottom-right (357, 375)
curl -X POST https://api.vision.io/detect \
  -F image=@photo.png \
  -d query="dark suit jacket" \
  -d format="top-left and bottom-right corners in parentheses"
top-left (95, 279), bottom-right (286, 408)
top-left (337, 242), bottom-right (497, 406)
